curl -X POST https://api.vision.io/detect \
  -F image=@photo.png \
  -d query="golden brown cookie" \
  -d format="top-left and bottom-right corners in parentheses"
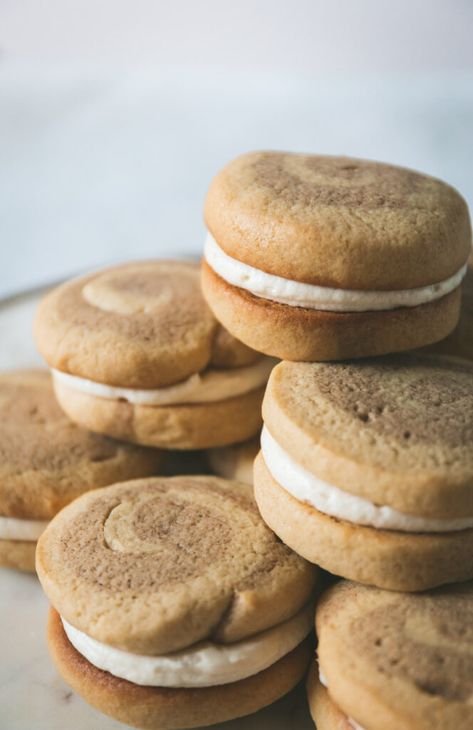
top-left (254, 355), bottom-right (473, 591)
top-left (35, 261), bottom-right (272, 449)
top-left (37, 476), bottom-right (318, 728)
top-left (315, 580), bottom-right (473, 730)
top-left (48, 608), bottom-right (312, 730)
top-left (202, 152), bottom-right (471, 360)
top-left (207, 436), bottom-right (259, 484)
top-left (0, 370), bottom-right (162, 572)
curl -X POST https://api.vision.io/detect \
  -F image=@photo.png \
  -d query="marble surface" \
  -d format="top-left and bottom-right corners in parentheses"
top-left (0, 291), bottom-right (314, 729)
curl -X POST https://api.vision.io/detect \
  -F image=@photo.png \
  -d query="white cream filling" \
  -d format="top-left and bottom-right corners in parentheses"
top-left (319, 670), bottom-right (365, 730)
top-left (0, 514), bottom-right (49, 541)
top-left (52, 357), bottom-right (275, 406)
top-left (261, 426), bottom-right (473, 533)
top-left (61, 605), bottom-right (312, 688)
top-left (205, 233), bottom-right (467, 312)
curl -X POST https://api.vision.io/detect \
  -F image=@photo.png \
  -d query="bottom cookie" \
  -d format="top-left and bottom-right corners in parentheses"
top-left (48, 608), bottom-right (312, 729)
top-left (254, 453), bottom-right (473, 592)
top-left (0, 538), bottom-right (36, 572)
top-left (306, 664), bottom-right (354, 730)
top-left (54, 381), bottom-right (265, 450)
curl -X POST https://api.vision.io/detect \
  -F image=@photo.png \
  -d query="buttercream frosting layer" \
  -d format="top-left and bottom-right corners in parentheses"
top-left (62, 605), bottom-right (312, 688)
top-left (261, 427), bottom-right (473, 533)
top-left (205, 233), bottom-right (466, 312)
top-left (0, 515), bottom-right (49, 541)
top-left (52, 357), bottom-right (275, 406)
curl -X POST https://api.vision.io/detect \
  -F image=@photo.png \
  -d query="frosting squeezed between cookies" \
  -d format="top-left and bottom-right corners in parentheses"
top-left (0, 514), bottom-right (49, 541)
top-left (61, 604), bottom-right (312, 688)
top-left (261, 426), bottom-right (473, 533)
top-left (205, 233), bottom-right (467, 312)
top-left (51, 357), bottom-right (275, 406)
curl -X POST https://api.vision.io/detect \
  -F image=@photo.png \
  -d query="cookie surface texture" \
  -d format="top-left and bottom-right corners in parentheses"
top-left (316, 580), bottom-right (473, 730)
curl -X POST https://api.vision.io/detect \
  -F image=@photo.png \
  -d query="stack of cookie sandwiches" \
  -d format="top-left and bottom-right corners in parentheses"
top-left (20, 150), bottom-right (471, 729)
top-left (201, 151), bottom-right (473, 728)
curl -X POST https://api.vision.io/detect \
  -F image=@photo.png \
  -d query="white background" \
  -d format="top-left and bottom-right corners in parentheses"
top-left (1, 0), bottom-right (472, 297)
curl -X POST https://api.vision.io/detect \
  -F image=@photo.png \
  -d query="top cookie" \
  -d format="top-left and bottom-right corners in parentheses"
top-left (316, 580), bottom-right (473, 730)
top-left (0, 370), bottom-right (161, 519)
top-left (205, 151), bottom-right (471, 289)
top-left (35, 260), bottom-right (259, 388)
top-left (263, 354), bottom-right (473, 518)
top-left (36, 476), bottom-right (317, 654)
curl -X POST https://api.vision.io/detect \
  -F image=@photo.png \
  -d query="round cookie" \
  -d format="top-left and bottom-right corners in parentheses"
top-left (202, 152), bottom-right (471, 360)
top-left (207, 435), bottom-right (260, 484)
top-left (425, 254), bottom-right (473, 360)
top-left (315, 580), bottom-right (473, 730)
top-left (35, 260), bottom-right (273, 449)
top-left (254, 355), bottom-right (473, 591)
top-left (37, 476), bottom-right (318, 728)
top-left (0, 370), bottom-right (162, 572)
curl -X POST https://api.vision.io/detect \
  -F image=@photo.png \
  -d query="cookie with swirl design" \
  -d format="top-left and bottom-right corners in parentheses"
top-left (202, 151), bottom-right (471, 361)
top-left (37, 476), bottom-right (317, 728)
top-left (34, 260), bottom-right (275, 450)
top-left (0, 370), bottom-right (162, 572)
top-left (254, 353), bottom-right (473, 591)
top-left (310, 580), bottom-right (473, 730)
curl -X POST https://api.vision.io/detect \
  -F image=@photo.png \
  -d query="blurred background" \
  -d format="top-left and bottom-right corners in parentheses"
top-left (1, 0), bottom-right (472, 298)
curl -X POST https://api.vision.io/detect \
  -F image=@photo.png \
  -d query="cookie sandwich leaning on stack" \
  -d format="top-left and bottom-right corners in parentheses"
top-left (37, 475), bottom-right (318, 729)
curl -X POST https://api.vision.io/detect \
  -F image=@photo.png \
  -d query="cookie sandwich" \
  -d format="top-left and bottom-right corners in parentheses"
top-left (0, 370), bottom-right (161, 572)
top-left (35, 260), bottom-right (274, 449)
top-left (254, 354), bottom-right (473, 591)
top-left (37, 476), bottom-right (317, 729)
top-left (207, 435), bottom-right (259, 484)
top-left (309, 580), bottom-right (473, 730)
top-left (202, 152), bottom-right (470, 360)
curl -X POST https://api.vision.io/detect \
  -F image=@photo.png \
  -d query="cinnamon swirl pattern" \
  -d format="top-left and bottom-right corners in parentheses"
top-left (37, 476), bottom-right (318, 728)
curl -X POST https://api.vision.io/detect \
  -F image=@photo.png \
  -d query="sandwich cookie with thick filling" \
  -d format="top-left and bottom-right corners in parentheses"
top-left (202, 151), bottom-right (471, 360)
top-left (35, 260), bottom-right (274, 449)
top-left (37, 476), bottom-right (318, 729)
top-left (0, 370), bottom-right (161, 572)
top-left (309, 580), bottom-right (473, 730)
top-left (254, 354), bottom-right (473, 591)
top-left (207, 435), bottom-right (259, 484)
